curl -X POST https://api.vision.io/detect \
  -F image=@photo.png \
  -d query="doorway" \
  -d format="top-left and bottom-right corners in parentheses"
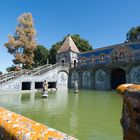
top-left (22, 82), bottom-right (31, 90)
top-left (111, 68), bottom-right (126, 89)
top-left (74, 60), bottom-right (77, 67)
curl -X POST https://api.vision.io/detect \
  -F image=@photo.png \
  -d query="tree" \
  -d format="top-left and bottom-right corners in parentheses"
top-left (5, 13), bottom-right (37, 68)
top-left (126, 26), bottom-right (140, 42)
top-left (49, 42), bottom-right (63, 64)
top-left (70, 34), bottom-right (92, 51)
top-left (33, 45), bottom-right (49, 68)
top-left (6, 65), bottom-right (17, 72)
top-left (49, 34), bottom-right (93, 64)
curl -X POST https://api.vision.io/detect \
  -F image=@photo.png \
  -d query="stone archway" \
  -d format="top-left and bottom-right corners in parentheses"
top-left (111, 68), bottom-right (126, 89)
top-left (57, 71), bottom-right (68, 89)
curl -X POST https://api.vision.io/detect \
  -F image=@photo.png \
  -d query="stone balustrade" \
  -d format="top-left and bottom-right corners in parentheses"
top-left (0, 107), bottom-right (76, 140)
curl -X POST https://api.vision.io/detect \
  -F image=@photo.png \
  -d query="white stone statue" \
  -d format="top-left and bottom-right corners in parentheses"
top-left (42, 80), bottom-right (48, 98)
top-left (74, 80), bottom-right (78, 93)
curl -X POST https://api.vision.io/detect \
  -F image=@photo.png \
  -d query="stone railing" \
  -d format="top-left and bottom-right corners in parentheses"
top-left (0, 64), bottom-right (51, 85)
top-left (0, 70), bottom-right (29, 85)
top-left (0, 63), bottom-right (69, 85)
top-left (117, 84), bottom-right (140, 140)
top-left (0, 107), bottom-right (76, 140)
top-left (32, 63), bottom-right (69, 76)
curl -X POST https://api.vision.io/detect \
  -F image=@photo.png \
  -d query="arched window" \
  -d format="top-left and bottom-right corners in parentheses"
top-left (81, 57), bottom-right (86, 63)
top-left (100, 54), bottom-right (105, 61)
top-left (90, 56), bottom-right (95, 62)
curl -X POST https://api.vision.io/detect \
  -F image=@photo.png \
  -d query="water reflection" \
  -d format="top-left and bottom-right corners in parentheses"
top-left (0, 90), bottom-right (122, 140)
top-left (70, 93), bottom-right (79, 136)
top-left (0, 92), bottom-right (22, 105)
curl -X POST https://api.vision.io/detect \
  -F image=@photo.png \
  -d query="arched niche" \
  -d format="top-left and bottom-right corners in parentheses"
top-left (129, 66), bottom-right (140, 84)
top-left (95, 69), bottom-right (107, 90)
top-left (57, 71), bottom-right (68, 89)
top-left (111, 68), bottom-right (126, 89)
top-left (82, 71), bottom-right (91, 88)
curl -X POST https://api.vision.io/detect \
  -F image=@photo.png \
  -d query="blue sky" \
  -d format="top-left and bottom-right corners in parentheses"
top-left (0, 0), bottom-right (140, 72)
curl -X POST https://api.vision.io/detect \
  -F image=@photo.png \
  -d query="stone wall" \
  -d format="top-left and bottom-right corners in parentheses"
top-left (0, 107), bottom-right (76, 140)
top-left (69, 64), bottom-right (140, 90)
top-left (129, 66), bottom-right (140, 84)
top-left (95, 69), bottom-right (108, 90)
top-left (57, 71), bottom-right (68, 89)
top-left (117, 84), bottom-right (140, 140)
top-left (0, 65), bottom-right (69, 91)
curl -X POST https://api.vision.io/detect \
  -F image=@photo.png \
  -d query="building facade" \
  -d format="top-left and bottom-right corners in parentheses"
top-left (1, 36), bottom-right (140, 91)
top-left (56, 35), bottom-right (79, 68)
top-left (68, 41), bottom-right (140, 90)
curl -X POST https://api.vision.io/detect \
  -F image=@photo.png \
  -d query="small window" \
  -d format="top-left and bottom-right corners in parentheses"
top-left (100, 54), bottom-right (105, 61)
top-left (81, 57), bottom-right (86, 63)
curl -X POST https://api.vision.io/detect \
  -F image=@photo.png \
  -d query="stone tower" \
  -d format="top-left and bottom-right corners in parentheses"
top-left (56, 35), bottom-right (79, 67)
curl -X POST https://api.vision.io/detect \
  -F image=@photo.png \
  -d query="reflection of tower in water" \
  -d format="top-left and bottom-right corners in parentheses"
top-left (70, 93), bottom-right (79, 136)
top-left (21, 92), bottom-right (35, 104)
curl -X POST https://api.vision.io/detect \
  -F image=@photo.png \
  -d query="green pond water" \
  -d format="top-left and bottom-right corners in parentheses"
top-left (0, 90), bottom-right (122, 140)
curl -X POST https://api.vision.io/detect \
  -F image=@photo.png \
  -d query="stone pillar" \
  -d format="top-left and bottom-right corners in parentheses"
top-left (31, 81), bottom-right (35, 91)
top-left (68, 72), bottom-right (72, 89)
top-left (107, 74), bottom-right (110, 90)
top-left (91, 71), bottom-right (95, 89)
top-left (92, 70), bottom-right (95, 89)
top-left (117, 84), bottom-right (140, 140)
top-left (126, 74), bottom-right (129, 83)
top-left (78, 72), bottom-right (82, 89)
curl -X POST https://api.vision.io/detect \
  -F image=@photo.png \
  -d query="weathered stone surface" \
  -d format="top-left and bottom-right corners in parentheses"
top-left (0, 107), bottom-right (77, 140)
top-left (0, 64), bottom-right (69, 91)
top-left (117, 84), bottom-right (140, 140)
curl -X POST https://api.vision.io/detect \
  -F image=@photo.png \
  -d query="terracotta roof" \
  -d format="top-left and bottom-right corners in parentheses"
top-left (58, 35), bottom-right (79, 53)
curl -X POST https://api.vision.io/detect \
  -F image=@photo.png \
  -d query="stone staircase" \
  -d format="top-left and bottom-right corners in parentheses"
top-left (0, 64), bottom-right (51, 85)
top-left (0, 63), bottom-right (70, 91)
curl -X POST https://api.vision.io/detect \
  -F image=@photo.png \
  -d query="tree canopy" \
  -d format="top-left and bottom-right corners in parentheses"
top-left (126, 26), bottom-right (140, 42)
top-left (33, 45), bottom-right (49, 68)
top-left (49, 42), bottom-right (63, 64)
top-left (5, 13), bottom-right (37, 68)
top-left (6, 65), bottom-right (18, 72)
top-left (70, 34), bottom-right (92, 51)
top-left (49, 34), bottom-right (93, 64)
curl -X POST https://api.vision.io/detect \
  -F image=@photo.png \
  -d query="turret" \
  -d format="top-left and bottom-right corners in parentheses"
top-left (56, 35), bottom-right (79, 67)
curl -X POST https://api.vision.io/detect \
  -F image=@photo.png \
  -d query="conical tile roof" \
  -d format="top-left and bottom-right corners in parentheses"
top-left (58, 35), bottom-right (79, 53)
